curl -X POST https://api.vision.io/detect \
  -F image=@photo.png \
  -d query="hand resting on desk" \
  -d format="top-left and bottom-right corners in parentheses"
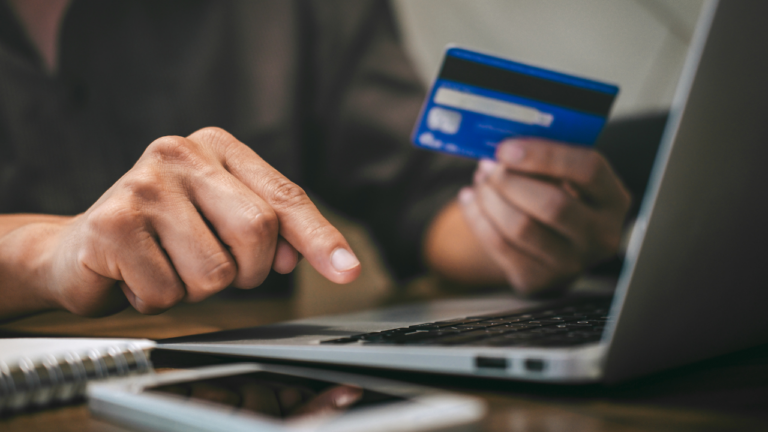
top-left (0, 127), bottom-right (361, 319)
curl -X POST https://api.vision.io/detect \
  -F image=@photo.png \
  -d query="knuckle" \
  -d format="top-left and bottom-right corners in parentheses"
top-left (121, 167), bottom-right (166, 204)
top-left (133, 299), bottom-right (160, 315)
top-left (473, 215), bottom-right (507, 255)
top-left (581, 152), bottom-right (606, 185)
top-left (541, 190), bottom-right (572, 225)
top-left (198, 254), bottom-right (237, 293)
top-left (85, 200), bottom-right (145, 241)
top-left (192, 126), bottom-right (232, 143)
top-left (486, 232), bottom-right (506, 253)
top-left (539, 145), bottom-right (557, 167)
top-left (146, 135), bottom-right (198, 165)
top-left (509, 214), bottom-right (536, 241)
top-left (134, 290), bottom-right (183, 315)
top-left (189, 127), bottom-right (239, 156)
top-left (146, 288), bottom-right (185, 312)
top-left (242, 266), bottom-right (272, 289)
top-left (133, 303), bottom-right (154, 315)
top-left (234, 204), bottom-right (279, 244)
top-left (304, 222), bottom-right (337, 244)
top-left (264, 176), bottom-right (308, 209)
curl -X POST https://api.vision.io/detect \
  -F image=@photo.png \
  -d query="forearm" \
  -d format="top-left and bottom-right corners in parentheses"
top-left (0, 214), bottom-right (71, 237)
top-left (423, 200), bottom-right (506, 286)
top-left (0, 214), bottom-right (70, 321)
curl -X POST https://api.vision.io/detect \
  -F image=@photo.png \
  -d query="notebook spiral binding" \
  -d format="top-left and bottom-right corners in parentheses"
top-left (0, 343), bottom-right (152, 415)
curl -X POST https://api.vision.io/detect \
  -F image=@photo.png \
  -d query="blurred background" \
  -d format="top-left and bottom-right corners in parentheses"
top-left (294, 0), bottom-right (705, 317)
top-left (394, 0), bottom-right (704, 118)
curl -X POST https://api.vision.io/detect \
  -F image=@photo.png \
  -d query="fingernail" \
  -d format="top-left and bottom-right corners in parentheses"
top-left (479, 158), bottom-right (497, 174)
top-left (331, 248), bottom-right (360, 272)
top-left (474, 159), bottom-right (496, 183)
top-left (334, 393), bottom-right (356, 407)
top-left (458, 187), bottom-right (474, 204)
top-left (497, 142), bottom-right (525, 163)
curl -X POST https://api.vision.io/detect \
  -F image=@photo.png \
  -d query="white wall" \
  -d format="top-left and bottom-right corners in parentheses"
top-left (393, 0), bottom-right (704, 118)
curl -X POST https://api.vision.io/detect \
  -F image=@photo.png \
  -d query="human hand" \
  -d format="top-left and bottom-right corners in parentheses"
top-left (458, 139), bottom-right (631, 294)
top-left (43, 127), bottom-right (361, 316)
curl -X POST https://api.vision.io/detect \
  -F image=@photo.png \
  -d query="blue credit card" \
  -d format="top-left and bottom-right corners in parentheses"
top-left (412, 47), bottom-right (619, 159)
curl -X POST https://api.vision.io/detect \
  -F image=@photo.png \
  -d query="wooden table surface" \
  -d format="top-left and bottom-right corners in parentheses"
top-left (2, 292), bottom-right (768, 432)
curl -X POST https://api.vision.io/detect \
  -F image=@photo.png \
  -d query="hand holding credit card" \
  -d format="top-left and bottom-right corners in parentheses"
top-left (416, 47), bottom-right (630, 293)
top-left (412, 47), bottom-right (619, 159)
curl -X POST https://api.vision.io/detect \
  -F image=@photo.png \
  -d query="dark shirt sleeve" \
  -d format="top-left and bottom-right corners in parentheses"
top-left (302, 0), bottom-right (475, 281)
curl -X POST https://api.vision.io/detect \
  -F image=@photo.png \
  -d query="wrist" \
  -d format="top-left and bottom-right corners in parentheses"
top-left (0, 216), bottom-right (73, 319)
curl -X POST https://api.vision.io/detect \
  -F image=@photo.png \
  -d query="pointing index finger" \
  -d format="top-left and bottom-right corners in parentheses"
top-left (188, 127), bottom-right (360, 284)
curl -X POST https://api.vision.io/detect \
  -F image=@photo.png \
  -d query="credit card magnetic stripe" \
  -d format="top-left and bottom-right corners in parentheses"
top-left (439, 55), bottom-right (616, 117)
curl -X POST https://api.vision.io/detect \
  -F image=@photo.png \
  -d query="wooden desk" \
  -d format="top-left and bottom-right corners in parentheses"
top-left (2, 293), bottom-right (768, 432)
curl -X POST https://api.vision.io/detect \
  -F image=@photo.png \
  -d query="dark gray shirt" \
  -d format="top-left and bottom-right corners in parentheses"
top-left (0, 0), bottom-right (476, 287)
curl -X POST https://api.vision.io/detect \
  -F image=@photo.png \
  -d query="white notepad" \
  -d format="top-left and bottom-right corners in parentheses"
top-left (0, 337), bottom-right (155, 414)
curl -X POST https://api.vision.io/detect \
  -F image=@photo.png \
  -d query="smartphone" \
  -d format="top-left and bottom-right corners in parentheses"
top-left (87, 363), bottom-right (485, 432)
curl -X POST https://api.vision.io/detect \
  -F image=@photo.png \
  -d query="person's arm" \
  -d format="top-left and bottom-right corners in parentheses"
top-left (424, 139), bottom-right (632, 295)
top-left (0, 215), bottom-right (71, 320)
top-left (0, 214), bottom-right (73, 237)
top-left (0, 128), bottom-right (361, 322)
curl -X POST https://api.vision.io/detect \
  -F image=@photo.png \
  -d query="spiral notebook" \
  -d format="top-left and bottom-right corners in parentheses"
top-left (0, 338), bottom-right (155, 415)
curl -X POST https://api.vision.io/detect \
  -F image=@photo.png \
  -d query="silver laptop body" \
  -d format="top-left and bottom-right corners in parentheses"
top-left (161, 0), bottom-right (768, 384)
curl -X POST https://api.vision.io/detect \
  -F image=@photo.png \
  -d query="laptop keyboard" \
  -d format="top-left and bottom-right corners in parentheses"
top-left (321, 299), bottom-right (612, 348)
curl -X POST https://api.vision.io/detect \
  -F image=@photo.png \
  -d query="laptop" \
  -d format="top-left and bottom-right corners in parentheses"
top-left (160, 0), bottom-right (768, 384)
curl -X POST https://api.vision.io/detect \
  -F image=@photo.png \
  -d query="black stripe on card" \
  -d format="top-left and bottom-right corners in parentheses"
top-left (438, 56), bottom-right (616, 117)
